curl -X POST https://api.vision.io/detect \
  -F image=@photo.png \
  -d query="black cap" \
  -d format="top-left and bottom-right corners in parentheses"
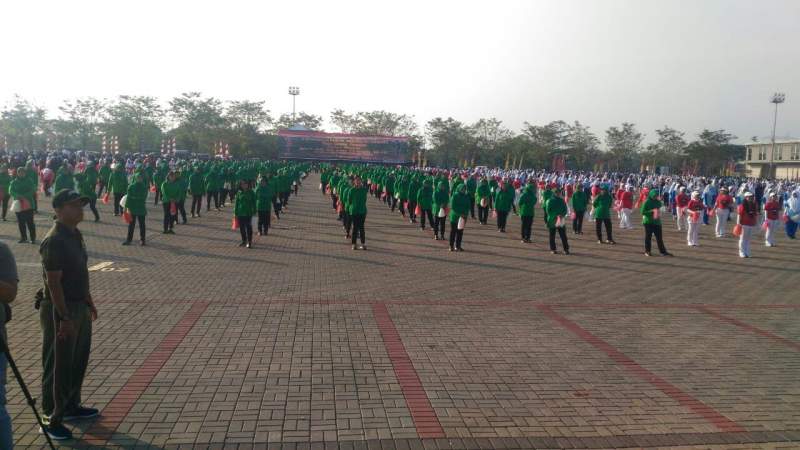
top-left (52, 189), bottom-right (90, 209)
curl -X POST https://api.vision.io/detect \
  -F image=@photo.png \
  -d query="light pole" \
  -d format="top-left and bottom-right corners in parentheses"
top-left (288, 86), bottom-right (300, 123)
top-left (769, 92), bottom-right (785, 178)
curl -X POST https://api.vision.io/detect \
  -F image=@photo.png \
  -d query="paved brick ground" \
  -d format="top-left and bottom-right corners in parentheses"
top-left (1, 172), bottom-right (798, 449)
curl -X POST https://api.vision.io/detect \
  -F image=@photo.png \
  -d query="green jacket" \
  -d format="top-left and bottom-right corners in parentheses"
top-left (494, 186), bottom-right (515, 212)
top-left (75, 173), bottom-right (97, 200)
top-left (432, 182), bottom-right (449, 216)
top-left (570, 190), bottom-right (588, 211)
top-left (160, 180), bottom-right (181, 203)
top-left (348, 186), bottom-right (368, 215)
top-left (126, 180), bottom-right (148, 216)
top-left (517, 185), bottom-right (537, 217)
top-left (99, 165), bottom-right (112, 184)
top-left (640, 190), bottom-right (662, 225)
top-left (544, 196), bottom-right (568, 228)
top-left (255, 183), bottom-right (273, 211)
top-left (449, 188), bottom-right (470, 222)
top-left (234, 189), bottom-right (256, 216)
top-left (416, 181), bottom-right (433, 210)
top-left (54, 171), bottom-right (75, 192)
top-left (475, 181), bottom-right (490, 203)
top-left (9, 176), bottom-right (36, 208)
top-left (593, 192), bottom-right (612, 219)
top-left (189, 172), bottom-right (205, 195)
top-left (109, 168), bottom-right (128, 194)
top-left (0, 169), bottom-right (11, 192)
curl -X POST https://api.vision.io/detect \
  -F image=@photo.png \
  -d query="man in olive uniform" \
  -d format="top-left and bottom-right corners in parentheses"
top-left (39, 190), bottom-right (99, 441)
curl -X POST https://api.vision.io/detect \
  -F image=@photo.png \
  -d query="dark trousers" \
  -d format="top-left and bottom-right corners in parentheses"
top-left (573, 210), bottom-right (585, 233)
top-left (1, 194), bottom-right (8, 219)
top-left (16, 209), bottom-right (36, 241)
top-left (113, 193), bottom-right (124, 215)
top-left (521, 215), bottom-right (533, 240)
top-left (390, 195), bottom-right (398, 211)
top-left (331, 194), bottom-right (338, 210)
top-left (177, 199), bottom-right (187, 223)
top-left (407, 200), bottom-right (417, 221)
top-left (351, 214), bottom-right (365, 245)
top-left (191, 194), bottom-right (203, 216)
top-left (281, 191), bottom-right (289, 207)
top-left (40, 301), bottom-right (91, 427)
top-left (238, 215), bottom-right (253, 243)
top-left (257, 210), bottom-right (271, 234)
top-left (434, 215), bottom-right (446, 237)
top-left (343, 212), bottom-right (352, 236)
top-left (96, 181), bottom-right (106, 198)
top-left (549, 226), bottom-right (569, 251)
top-left (449, 221), bottom-right (464, 249)
top-left (126, 215), bottom-right (146, 242)
top-left (206, 190), bottom-right (219, 210)
top-left (153, 187), bottom-right (161, 205)
top-left (596, 217), bottom-right (613, 241)
top-left (293, 183), bottom-right (299, 195)
top-left (496, 210), bottom-right (509, 231)
top-left (87, 198), bottom-right (99, 221)
top-left (420, 209), bottom-right (434, 229)
top-left (219, 188), bottom-right (227, 206)
top-left (478, 206), bottom-right (489, 224)
top-left (273, 200), bottom-right (282, 219)
top-left (469, 197), bottom-right (476, 218)
top-left (644, 223), bottom-right (668, 254)
top-left (162, 203), bottom-right (174, 231)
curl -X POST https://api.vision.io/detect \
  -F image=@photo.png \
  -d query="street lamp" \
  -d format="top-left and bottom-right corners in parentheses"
top-left (288, 86), bottom-right (300, 122)
top-left (769, 92), bottom-right (786, 178)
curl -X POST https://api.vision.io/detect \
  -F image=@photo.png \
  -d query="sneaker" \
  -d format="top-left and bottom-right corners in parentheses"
top-left (246, 243), bottom-right (252, 249)
top-left (359, 245), bottom-right (367, 250)
top-left (551, 250), bottom-right (559, 255)
top-left (238, 242), bottom-right (246, 247)
top-left (63, 406), bottom-right (99, 420)
top-left (597, 240), bottom-right (604, 244)
top-left (457, 247), bottom-right (464, 252)
top-left (18, 239), bottom-right (27, 244)
top-left (661, 252), bottom-right (674, 257)
top-left (30, 240), bottom-right (36, 245)
top-left (564, 250), bottom-right (570, 255)
top-left (644, 251), bottom-right (652, 257)
top-left (140, 241), bottom-right (146, 246)
top-left (449, 247), bottom-right (454, 251)
top-left (122, 241), bottom-right (131, 246)
top-left (352, 244), bottom-right (358, 250)
top-left (606, 240), bottom-right (616, 245)
top-left (40, 423), bottom-right (73, 440)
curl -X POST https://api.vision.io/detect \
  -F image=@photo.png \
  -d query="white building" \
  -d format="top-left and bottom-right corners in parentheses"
top-left (742, 140), bottom-right (800, 180)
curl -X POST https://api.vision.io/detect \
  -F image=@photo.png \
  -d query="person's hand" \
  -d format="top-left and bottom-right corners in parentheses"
top-left (57, 320), bottom-right (74, 340)
top-left (89, 305), bottom-right (98, 321)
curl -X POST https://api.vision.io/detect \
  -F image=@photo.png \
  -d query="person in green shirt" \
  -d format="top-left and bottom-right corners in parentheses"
top-left (160, 171), bottom-right (181, 234)
top-left (75, 171), bottom-right (100, 222)
top-left (97, 161), bottom-right (111, 198)
top-left (570, 183), bottom-right (588, 235)
top-left (9, 167), bottom-right (37, 243)
top-left (493, 181), bottom-right (516, 233)
top-left (593, 185), bottom-right (615, 244)
top-left (108, 165), bottom-right (128, 216)
top-left (123, 171), bottom-right (148, 246)
top-left (518, 184), bottom-right (537, 243)
top-left (54, 165), bottom-right (75, 193)
top-left (432, 181), bottom-right (449, 241)
top-left (544, 188), bottom-right (569, 255)
top-left (348, 176), bottom-right (368, 250)
top-left (466, 175), bottom-right (477, 219)
top-left (475, 178), bottom-right (490, 225)
top-left (255, 176), bottom-right (274, 236)
top-left (189, 166), bottom-right (205, 218)
top-left (448, 184), bottom-right (470, 252)
top-left (640, 189), bottom-right (672, 256)
top-left (234, 179), bottom-right (256, 248)
top-left (416, 179), bottom-right (434, 231)
top-left (175, 169), bottom-right (189, 224)
top-left (0, 164), bottom-right (12, 221)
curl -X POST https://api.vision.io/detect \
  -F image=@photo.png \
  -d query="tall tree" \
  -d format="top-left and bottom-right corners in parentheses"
top-left (106, 96), bottom-right (164, 152)
top-left (274, 112), bottom-right (323, 131)
top-left (58, 97), bottom-right (106, 150)
top-left (684, 129), bottom-right (740, 175)
top-left (471, 118), bottom-right (512, 167)
top-left (0, 95), bottom-right (47, 151)
top-left (426, 117), bottom-right (471, 168)
top-left (225, 100), bottom-right (272, 156)
top-left (169, 92), bottom-right (227, 152)
top-left (605, 122), bottom-right (644, 171)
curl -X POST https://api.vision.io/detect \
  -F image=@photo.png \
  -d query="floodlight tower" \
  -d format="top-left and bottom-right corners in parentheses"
top-left (288, 86), bottom-right (300, 122)
top-left (769, 92), bottom-right (786, 178)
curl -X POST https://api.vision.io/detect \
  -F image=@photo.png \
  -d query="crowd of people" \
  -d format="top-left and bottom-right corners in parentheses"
top-left (320, 165), bottom-right (800, 258)
top-left (0, 153), bottom-right (307, 249)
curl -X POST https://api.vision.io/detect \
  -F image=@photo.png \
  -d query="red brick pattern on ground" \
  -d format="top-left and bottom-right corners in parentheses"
top-left (83, 301), bottom-right (210, 444)
top-left (536, 305), bottom-right (746, 433)
top-left (697, 306), bottom-right (800, 352)
top-left (372, 303), bottom-right (444, 438)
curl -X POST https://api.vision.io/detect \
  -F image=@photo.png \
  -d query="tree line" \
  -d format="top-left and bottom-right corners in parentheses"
top-left (1, 93), bottom-right (743, 174)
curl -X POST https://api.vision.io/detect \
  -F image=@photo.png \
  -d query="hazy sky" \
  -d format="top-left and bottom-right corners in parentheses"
top-left (1, 0), bottom-right (798, 144)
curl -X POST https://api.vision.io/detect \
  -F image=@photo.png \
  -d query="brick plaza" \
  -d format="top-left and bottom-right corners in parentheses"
top-left (2, 173), bottom-right (799, 449)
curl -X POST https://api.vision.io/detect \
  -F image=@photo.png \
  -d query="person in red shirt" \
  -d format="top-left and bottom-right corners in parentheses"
top-left (713, 187), bottom-right (733, 237)
top-left (675, 187), bottom-right (690, 231)
top-left (737, 192), bottom-right (758, 257)
top-left (619, 185), bottom-right (635, 229)
top-left (763, 192), bottom-right (782, 247)
top-left (686, 191), bottom-right (704, 246)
